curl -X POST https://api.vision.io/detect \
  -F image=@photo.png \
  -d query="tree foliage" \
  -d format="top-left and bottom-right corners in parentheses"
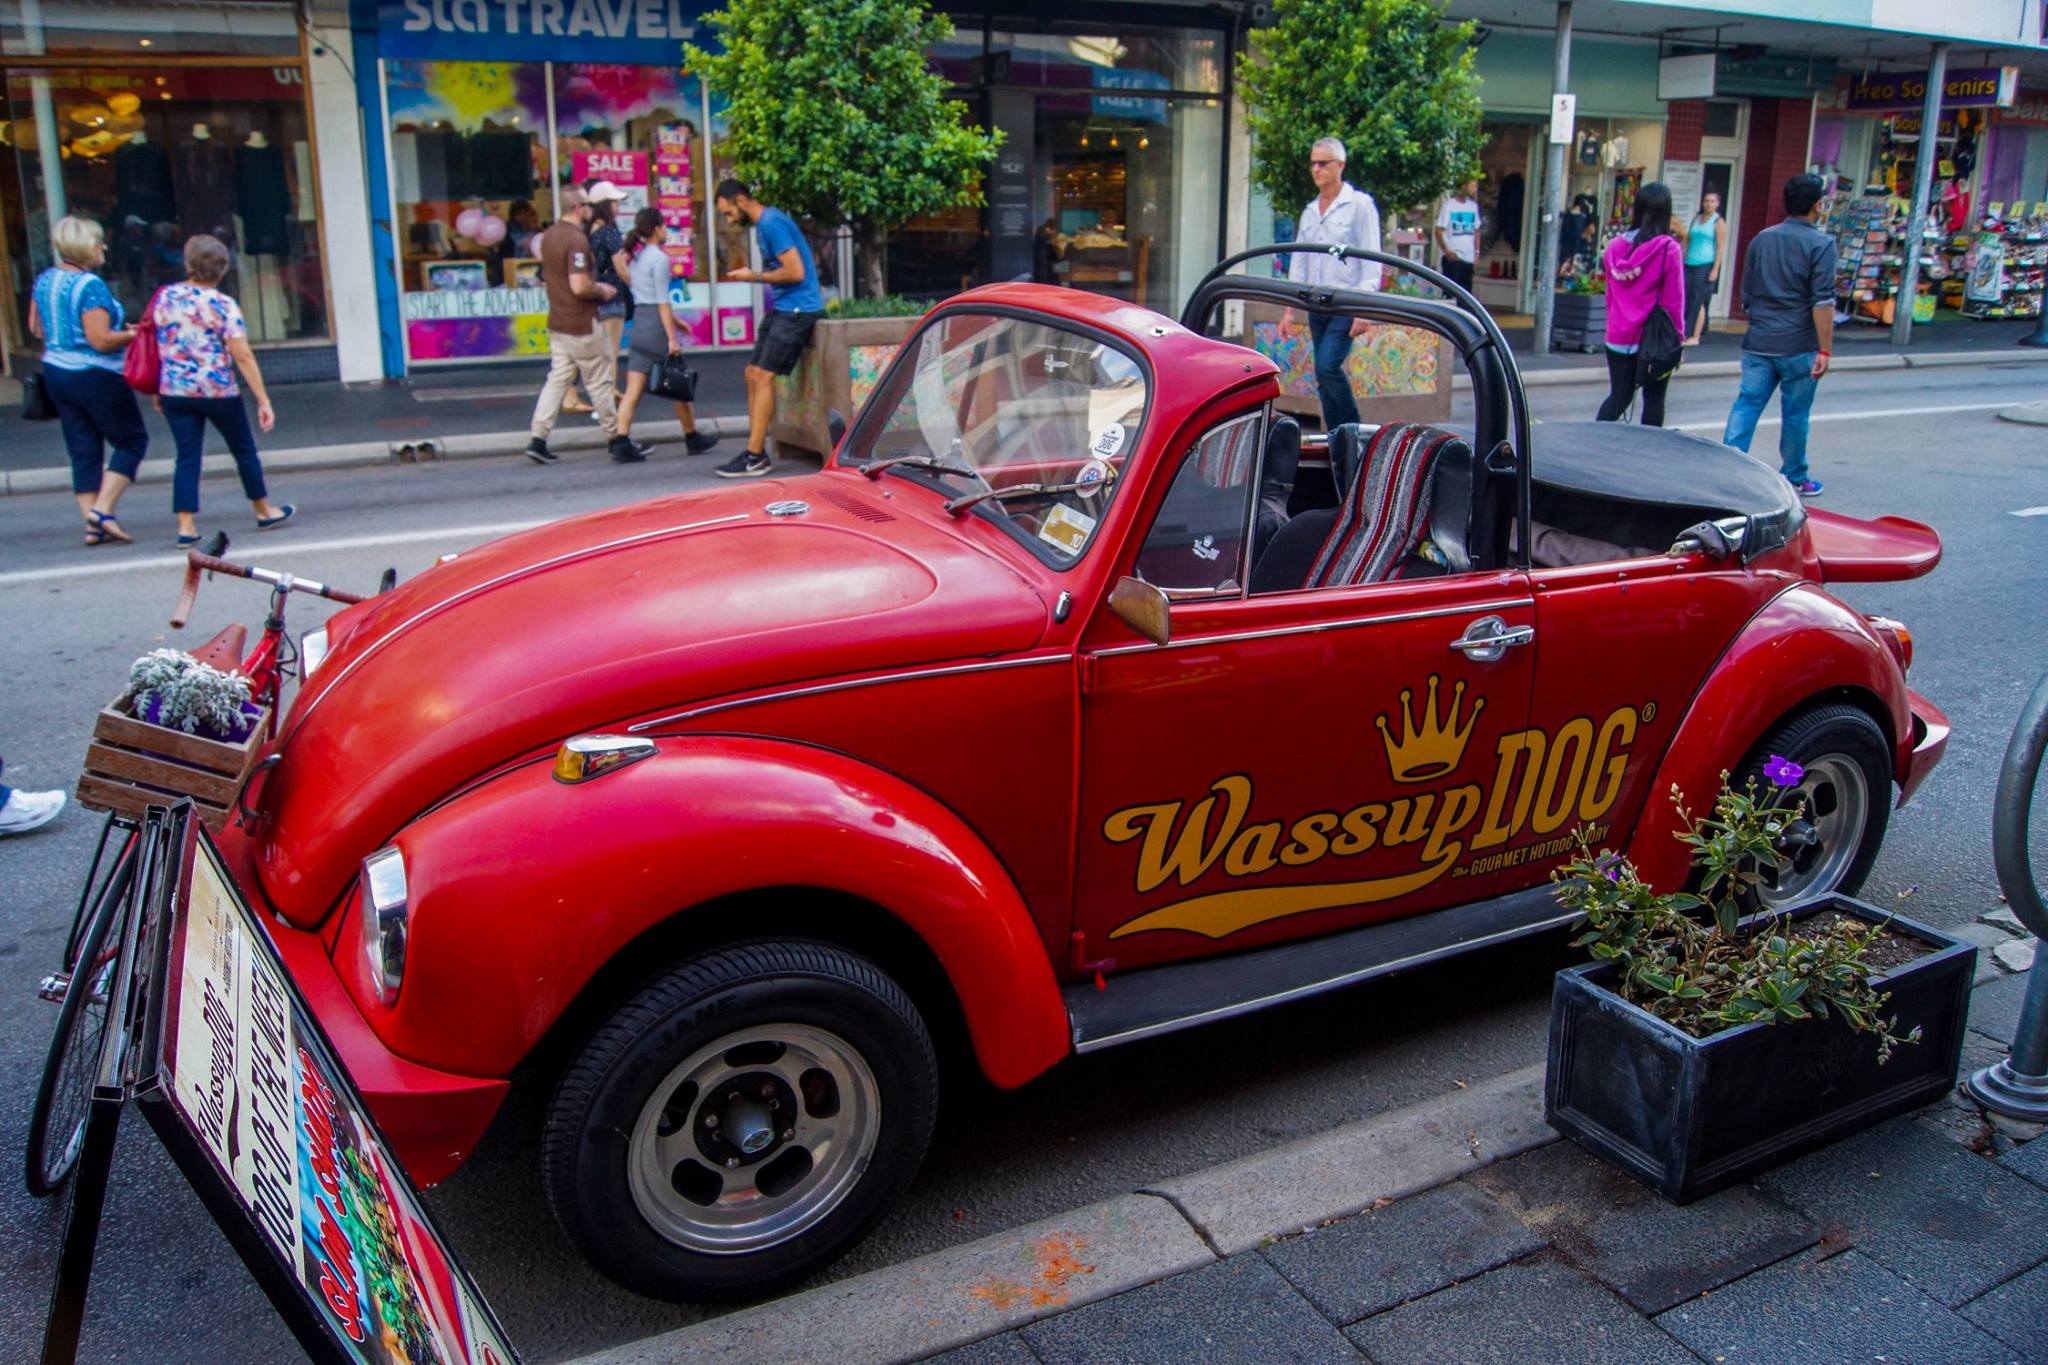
top-left (687, 0), bottom-right (999, 296)
top-left (1237, 0), bottom-right (1484, 219)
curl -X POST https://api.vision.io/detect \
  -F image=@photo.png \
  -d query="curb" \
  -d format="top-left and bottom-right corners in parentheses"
top-left (1997, 401), bottom-right (2048, 427)
top-left (1450, 343), bottom-right (2048, 392)
top-left (0, 415), bottom-right (750, 497)
top-left (567, 1064), bottom-right (1552, 1365)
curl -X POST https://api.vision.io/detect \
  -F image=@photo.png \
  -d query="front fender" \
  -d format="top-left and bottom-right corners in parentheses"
top-left (1624, 584), bottom-right (1911, 889)
top-left (340, 737), bottom-right (1070, 1089)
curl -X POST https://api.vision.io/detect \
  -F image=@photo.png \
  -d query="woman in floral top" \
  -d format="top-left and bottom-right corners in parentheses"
top-left (154, 234), bottom-right (293, 546)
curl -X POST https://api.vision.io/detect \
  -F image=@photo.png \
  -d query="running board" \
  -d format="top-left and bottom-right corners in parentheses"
top-left (1065, 887), bottom-right (1578, 1054)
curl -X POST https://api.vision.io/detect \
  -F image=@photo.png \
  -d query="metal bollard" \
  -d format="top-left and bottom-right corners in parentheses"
top-left (1966, 668), bottom-right (2048, 1121)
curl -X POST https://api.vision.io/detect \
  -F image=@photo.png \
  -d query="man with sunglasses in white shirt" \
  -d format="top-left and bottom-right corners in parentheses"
top-left (1279, 137), bottom-right (1382, 431)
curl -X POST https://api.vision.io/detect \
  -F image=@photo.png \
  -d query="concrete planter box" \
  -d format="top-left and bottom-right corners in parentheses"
top-left (1546, 894), bottom-right (1974, 1203)
top-left (771, 315), bottom-right (921, 460)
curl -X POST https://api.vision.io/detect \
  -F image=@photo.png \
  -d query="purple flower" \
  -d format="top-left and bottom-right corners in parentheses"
top-left (1762, 755), bottom-right (1805, 788)
top-left (1595, 853), bottom-right (1624, 883)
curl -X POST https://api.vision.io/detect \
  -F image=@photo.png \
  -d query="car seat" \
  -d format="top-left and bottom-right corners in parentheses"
top-left (1254, 417), bottom-right (1300, 558)
top-left (1249, 423), bottom-right (1465, 593)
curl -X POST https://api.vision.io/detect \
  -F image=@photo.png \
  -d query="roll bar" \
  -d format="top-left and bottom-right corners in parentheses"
top-left (1179, 244), bottom-right (1533, 561)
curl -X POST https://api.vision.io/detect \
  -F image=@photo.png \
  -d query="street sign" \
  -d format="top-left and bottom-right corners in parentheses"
top-left (42, 804), bottom-right (518, 1365)
top-left (1550, 94), bottom-right (1577, 145)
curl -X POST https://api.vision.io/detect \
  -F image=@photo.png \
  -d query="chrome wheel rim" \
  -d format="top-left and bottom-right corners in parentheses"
top-left (626, 1023), bottom-right (880, 1255)
top-left (1756, 753), bottom-right (1868, 908)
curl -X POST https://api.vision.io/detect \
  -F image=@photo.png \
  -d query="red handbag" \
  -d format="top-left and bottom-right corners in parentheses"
top-left (123, 288), bottom-right (163, 395)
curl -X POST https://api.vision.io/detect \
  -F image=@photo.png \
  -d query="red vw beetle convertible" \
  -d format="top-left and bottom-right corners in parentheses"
top-left (206, 250), bottom-right (1946, 1300)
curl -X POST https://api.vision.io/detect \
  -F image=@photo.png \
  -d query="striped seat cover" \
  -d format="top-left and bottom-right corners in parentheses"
top-left (1304, 424), bottom-right (1457, 588)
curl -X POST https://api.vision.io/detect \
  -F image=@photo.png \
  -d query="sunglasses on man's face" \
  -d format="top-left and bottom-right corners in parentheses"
top-left (1309, 158), bottom-right (1338, 169)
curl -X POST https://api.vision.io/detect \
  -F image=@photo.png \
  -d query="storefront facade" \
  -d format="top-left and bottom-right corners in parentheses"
top-left (349, 0), bottom-right (1234, 371)
top-left (1, 0), bottom-right (362, 380)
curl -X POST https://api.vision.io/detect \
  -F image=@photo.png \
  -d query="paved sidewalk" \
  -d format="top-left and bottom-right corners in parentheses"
top-left (4, 318), bottom-right (2041, 493)
top-left (921, 965), bottom-right (2048, 1365)
top-left (574, 921), bottom-right (2045, 1365)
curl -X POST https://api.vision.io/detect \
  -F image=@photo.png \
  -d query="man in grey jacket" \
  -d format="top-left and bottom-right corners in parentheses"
top-left (1721, 173), bottom-right (1837, 497)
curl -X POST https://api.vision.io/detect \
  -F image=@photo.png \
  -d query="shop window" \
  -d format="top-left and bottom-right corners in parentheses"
top-left (1703, 101), bottom-right (1743, 139)
top-left (386, 60), bottom-right (550, 362)
top-left (987, 27), bottom-right (1223, 95)
top-left (4, 65), bottom-right (328, 344)
top-left (551, 63), bottom-right (710, 344)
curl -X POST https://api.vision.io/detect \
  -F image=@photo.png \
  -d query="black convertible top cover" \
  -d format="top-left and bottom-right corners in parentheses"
top-left (1533, 421), bottom-right (1797, 520)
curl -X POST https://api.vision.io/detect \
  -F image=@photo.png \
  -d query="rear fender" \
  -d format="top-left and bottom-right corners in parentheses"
top-left (1623, 585), bottom-right (1911, 889)
top-left (341, 737), bottom-right (1070, 1088)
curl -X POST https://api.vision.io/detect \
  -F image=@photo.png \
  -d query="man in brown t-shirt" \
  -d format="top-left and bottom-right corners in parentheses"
top-left (526, 183), bottom-right (637, 464)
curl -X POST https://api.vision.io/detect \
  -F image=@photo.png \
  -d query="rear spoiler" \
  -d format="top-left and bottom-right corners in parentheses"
top-left (1803, 508), bottom-right (1943, 583)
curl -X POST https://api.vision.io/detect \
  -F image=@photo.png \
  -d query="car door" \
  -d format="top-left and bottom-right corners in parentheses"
top-left (1070, 412), bottom-right (1538, 976)
top-left (1505, 552), bottom-right (1780, 897)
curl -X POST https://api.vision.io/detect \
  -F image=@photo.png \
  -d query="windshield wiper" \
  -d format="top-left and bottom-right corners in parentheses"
top-left (861, 452), bottom-right (979, 481)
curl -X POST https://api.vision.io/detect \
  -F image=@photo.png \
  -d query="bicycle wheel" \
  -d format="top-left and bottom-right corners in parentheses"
top-left (25, 847), bottom-right (135, 1198)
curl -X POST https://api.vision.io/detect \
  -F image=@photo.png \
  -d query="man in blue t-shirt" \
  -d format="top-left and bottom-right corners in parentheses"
top-left (714, 178), bottom-right (824, 478)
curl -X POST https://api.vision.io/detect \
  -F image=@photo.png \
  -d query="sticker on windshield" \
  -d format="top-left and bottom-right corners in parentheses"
top-left (1090, 425), bottom-right (1127, 459)
top-left (1074, 459), bottom-right (1116, 499)
top-left (1039, 503), bottom-right (1098, 556)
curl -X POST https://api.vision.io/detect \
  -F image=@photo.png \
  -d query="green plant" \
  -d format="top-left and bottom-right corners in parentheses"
top-left (127, 648), bottom-right (252, 739)
top-left (1238, 0), bottom-right (1484, 220)
top-left (688, 0), bottom-right (1000, 299)
top-left (1551, 760), bottom-right (1922, 1063)
top-left (825, 294), bottom-right (927, 319)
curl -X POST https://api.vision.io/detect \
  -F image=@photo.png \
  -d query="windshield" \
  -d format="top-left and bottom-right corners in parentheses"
top-left (846, 312), bottom-right (1149, 565)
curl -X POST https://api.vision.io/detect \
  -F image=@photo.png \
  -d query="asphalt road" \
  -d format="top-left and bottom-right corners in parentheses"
top-left (0, 357), bottom-right (2043, 1363)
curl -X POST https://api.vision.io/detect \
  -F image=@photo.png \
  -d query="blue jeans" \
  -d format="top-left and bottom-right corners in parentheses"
top-left (161, 393), bottom-right (267, 514)
top-left (1722, 351), bottom-right (1819, 483)
top-left (43, 364), bottom-right (148, 495)
top-left (1307, 311), bottom-right (1361, 430)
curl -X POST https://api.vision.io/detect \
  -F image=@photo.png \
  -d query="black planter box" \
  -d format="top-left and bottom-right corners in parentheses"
top-left (1545, 895), bottom-right (1974, 1203)
top-left (1551, 292), bottom-right (1608, 352)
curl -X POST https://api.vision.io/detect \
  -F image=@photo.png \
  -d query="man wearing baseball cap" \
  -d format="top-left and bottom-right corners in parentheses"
top-left (525, 182), bottom-right (642, 464)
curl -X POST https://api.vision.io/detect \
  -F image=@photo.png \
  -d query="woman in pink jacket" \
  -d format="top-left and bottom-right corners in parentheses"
top-left (1595, 181), bottom-right (1686, 426)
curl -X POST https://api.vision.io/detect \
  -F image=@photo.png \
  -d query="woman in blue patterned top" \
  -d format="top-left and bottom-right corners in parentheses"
top-left (27, 216), bottom-right (148, 545)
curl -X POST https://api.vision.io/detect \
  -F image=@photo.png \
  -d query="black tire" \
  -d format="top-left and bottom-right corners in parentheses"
top-left (1734, 703), bottom-right (1892, 909)
top-left (25, 850), bottom-right (133, 1198)
top-left (540, 941), bottom-right (939, 1302)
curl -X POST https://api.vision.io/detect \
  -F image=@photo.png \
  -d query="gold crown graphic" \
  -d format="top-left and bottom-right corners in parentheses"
top-left (1377, 674), bottom-right (1484, 783)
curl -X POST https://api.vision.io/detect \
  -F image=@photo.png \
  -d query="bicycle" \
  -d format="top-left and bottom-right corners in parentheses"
top-left (25, 535), bottom-right (377, 1197)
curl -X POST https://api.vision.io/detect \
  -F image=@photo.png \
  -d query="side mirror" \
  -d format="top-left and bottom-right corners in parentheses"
top-left (1107, 576), bottom-right (1171, 647)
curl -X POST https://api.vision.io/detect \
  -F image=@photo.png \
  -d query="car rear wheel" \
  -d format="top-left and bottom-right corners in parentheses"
top-left (540, 941), bottom-right (938, 1302)
top-left (1735, 703), bottom-right (1892, 910)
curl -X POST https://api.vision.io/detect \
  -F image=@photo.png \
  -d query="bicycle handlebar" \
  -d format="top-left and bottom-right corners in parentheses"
top-left (170, 547), bottom-right (367, 630)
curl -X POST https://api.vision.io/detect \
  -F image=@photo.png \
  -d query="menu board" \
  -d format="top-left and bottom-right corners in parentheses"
top-left (654, 123), bottom-right (696, 282)
top-left (154, 823), bottom-right (517, 1365)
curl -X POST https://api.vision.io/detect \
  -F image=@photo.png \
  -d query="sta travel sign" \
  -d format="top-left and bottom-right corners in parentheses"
top-left (379, 0), bottom-right (714, 63)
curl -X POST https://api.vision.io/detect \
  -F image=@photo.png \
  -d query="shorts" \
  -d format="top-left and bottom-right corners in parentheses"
top-left (598, 296), bottom-right (629, 321)
top-left (750, 309), bottom-right (822, 375)
top-left (625, 314), bottom-right (674, 377)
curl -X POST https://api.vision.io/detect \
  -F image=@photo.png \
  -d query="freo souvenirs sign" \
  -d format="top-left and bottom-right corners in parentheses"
top-left (379, 0), bottom-right (716, 63)
top-left (1844, 66), bottom-right (2020, 112)
top-left (42, 804), bottom-right (517, 1365)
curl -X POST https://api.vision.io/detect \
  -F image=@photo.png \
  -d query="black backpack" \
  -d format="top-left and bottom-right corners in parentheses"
top-left (1635, 252), bottom-right (1684, 384)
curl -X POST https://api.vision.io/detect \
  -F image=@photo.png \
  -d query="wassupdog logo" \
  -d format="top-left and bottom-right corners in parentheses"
top-left (1104, 674), bottom-right (1644, 939)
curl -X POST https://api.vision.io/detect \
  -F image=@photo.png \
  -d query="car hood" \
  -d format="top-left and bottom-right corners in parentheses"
top-left (254, 474), bottom-right (1051, 925)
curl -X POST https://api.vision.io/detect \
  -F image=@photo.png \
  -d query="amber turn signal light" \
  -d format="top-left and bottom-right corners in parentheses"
top-left (553, 734), bottom-right (658, 784)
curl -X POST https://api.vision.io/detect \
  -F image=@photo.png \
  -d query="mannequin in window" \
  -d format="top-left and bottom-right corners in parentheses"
top-left (175, 123), bottom-right (237, 246)
top-left (235, 129), bottom-right (291, 340)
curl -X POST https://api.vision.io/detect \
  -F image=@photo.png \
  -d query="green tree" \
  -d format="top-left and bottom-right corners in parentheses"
top-left (1238, 0), bottom-right (1484, 224)
top-left (688, 0), bottom-right (1000, 298)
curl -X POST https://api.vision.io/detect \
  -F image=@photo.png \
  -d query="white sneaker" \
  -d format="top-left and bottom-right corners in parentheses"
top-left (0, 788), bottom-right (66, 835)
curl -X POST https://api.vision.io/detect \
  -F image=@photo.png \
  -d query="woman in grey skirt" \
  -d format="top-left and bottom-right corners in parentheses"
top-left (612, 208), bottom-right (719, 462)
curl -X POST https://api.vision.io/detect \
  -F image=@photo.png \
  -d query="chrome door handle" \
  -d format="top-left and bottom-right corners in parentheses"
top-left (1450, 615), bottom-right (1534, 662)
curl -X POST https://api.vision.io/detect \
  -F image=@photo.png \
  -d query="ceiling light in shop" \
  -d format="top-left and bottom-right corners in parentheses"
top-left (138, 37), bottom-right (152, 46)
top-left (1139, 136), bottom-right (1149, 149)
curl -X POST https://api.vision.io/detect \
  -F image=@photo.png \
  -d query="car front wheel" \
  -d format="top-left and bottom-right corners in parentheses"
top-left (1735, 703), bottom-right (1892, 909)
top-left (540, 941), bottom-right (938, 1302)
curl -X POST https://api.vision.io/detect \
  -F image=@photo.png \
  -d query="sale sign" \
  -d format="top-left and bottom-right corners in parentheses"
top-left (654, 123), bottom-right (696, 282)
top-left (570, 149), bottom-right (648, 215)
